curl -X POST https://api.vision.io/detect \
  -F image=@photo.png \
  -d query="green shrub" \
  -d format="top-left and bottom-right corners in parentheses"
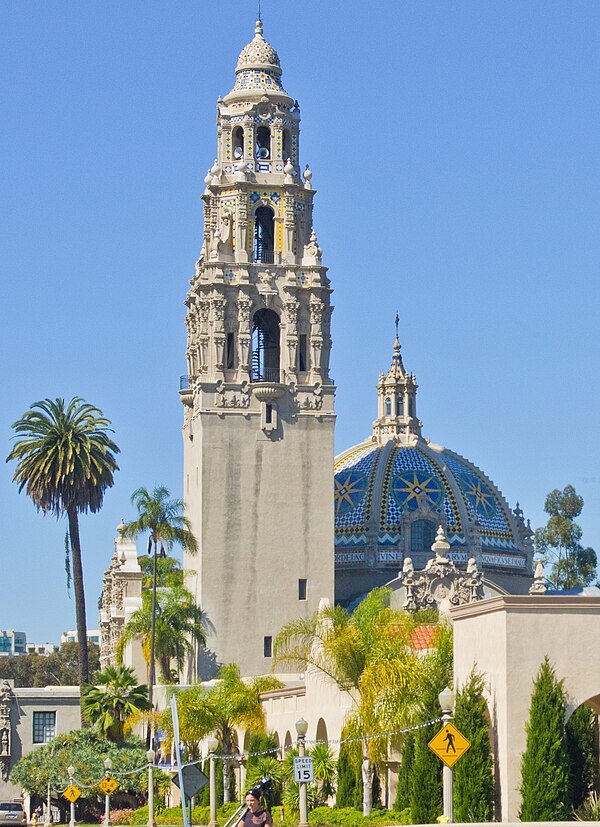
top-left (453, 672), bottom-right (495, 821)
top-left (566, 704), bottom-right (600, 810)
top-left (519, 657), bottom-right (571, 821)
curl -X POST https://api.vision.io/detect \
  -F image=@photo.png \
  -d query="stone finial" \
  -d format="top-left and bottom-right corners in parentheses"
top-left (304, 164), bottom-right (313, 189)
top-left (431, 525), bottom-right (450, 558)
top-left (529, 559), bottom-right (547, 595)
top-left (255, 18), bottom-right (264, 39)
top-left (117, 520), bottom-right (127, 537)
top-left (402, 556), bottom-right (414, 576)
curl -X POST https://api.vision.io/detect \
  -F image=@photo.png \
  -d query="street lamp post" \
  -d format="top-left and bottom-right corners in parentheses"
top-left (45, 781), bottom-right (51, 827)
top-left (103, 758), bottom-right (113, 827)
top-left (295, 718), bottom-right (309, 827)
top-left (207, 737), bottom-right (219, 827)
top-left (67, 766), bottom-right (75, 827)
top-left (438, 686), bottom-right (456, 823)
top-left (146, 749), bottom-right (156, 827)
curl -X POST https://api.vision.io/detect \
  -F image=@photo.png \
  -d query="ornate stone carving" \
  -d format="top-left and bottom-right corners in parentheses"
top-left (215, 380), bottom-right (251, 409)
top-left (400, 526), bottom-right (485, 614)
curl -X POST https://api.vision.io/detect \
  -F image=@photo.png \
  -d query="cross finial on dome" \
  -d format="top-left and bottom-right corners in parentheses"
top-left (395, 312), bottom-right (399, 341)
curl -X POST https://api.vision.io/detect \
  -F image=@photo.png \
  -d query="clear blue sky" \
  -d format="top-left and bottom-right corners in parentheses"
top-left (1, 1), bottom-right (599, 643)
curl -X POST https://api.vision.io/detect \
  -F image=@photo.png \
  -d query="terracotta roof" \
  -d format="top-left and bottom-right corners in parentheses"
top-left (410, 624), bottom-right (438, 651)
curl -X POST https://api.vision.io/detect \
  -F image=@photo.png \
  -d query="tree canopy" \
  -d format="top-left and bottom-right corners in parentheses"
top-left (274, 589), bottom-right (442, 816)
top-left (0, 642), bottom-right (100, 688)
top-left (534, 485), bottom-right (596, 589)
top-left (82, 665), bottom-right (150, 742)
top-left (6, 397), bottom-right (119, 704)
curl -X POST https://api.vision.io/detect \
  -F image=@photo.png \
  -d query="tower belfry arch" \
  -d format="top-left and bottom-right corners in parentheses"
top-left (181, 17), bottom-right (335, 678)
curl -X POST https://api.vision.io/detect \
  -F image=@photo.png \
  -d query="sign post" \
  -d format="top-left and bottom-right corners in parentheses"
top-left (429, 687), bottom-right (471, 823)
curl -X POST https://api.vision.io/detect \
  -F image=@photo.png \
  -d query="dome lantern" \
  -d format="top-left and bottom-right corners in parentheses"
top-left (373, 320), bottom-right (421, 444)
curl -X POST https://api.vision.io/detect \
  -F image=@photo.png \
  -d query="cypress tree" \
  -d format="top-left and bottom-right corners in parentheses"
top-left (394, 731), bottom-right (414, 812)
top-left (410, 719), bottom-right (442, 824)
top-left (453, 672), bottom-right (495, 821)
top-left (335, 737), bottom-right (360, 808)
top-left (519, 657), bottom-right (571, 820)
top-left (566, 705), bottom-right (600, 810)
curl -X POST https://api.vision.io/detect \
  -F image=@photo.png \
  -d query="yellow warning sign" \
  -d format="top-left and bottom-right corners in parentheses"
top-left (63, 785), bottom-right (81, 803)
top-left (99, 776), bottom-right (120, 796)
top-left (428, 722), bottom-right (471, 768)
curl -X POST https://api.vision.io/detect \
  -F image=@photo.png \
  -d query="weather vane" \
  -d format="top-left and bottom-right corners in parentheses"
top-left (395, 312), bottom-right (400, 338)
top-left (258, 0), bottom-right (261, 21)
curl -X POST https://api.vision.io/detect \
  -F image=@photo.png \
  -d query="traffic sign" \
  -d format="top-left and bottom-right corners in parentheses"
top-left (428, 722), bottom-right (471, 768)
top-left (171, 764), bottom-right (208, 799)
top-left (99, 776), bottom-right (120, 796)
top-left (63, 786), bottom-right (81, 803)
top-left (293, 756), bottom-right (314, 783)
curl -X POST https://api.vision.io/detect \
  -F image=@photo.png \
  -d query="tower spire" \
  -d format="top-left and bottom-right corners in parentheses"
top-left (372, 330), bottom-right (421, 444)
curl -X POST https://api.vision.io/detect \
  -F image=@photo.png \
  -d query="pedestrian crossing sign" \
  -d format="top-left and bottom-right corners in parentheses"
top-left (63, 785), bottom-right (81, 803)
top-left (428, 722), bottom-right (471, 767)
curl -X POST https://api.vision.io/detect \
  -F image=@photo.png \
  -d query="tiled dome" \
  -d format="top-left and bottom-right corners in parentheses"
top-left (334, 439), bottom-right (525, 557)
top-left (236, 20), bottom-right (281, 73)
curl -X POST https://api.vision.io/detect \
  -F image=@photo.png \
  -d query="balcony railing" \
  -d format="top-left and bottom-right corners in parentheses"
top-left (252, 250), bottom-right (281, 265)
top-left (250, 367), bottom-right (281, 383)
top-left (180, 374), bottom-right (189, 390)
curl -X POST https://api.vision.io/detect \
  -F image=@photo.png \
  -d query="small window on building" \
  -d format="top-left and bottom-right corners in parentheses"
top-left (396, 397), bottom-right (404, 416)
top-left (264, 636), bottom-right (273, 658)
top-left (298, 579), bottom-right (307, 600)
top-left (33, 711), bottom-right (56, 744)
top-left (265, 404), bottom-right (273, 424)
top-left (385, 397), bottom-right (391, 416)
top-left (409, 397), bottom-right (415, 417)
top-left (226, 332), bottom-right (235, 369)
top-left (410, 520), bottom-right (437, 555)
top-left (299, 334), bottom-right (308, 372)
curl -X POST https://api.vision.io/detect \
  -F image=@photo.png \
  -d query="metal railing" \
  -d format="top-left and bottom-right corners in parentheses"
top-left (252, 250), bottom-right (280, 264)
top-left (250, 367), bottom-right (280, 383)
top-left (180, 374), bottom-right (189, 390)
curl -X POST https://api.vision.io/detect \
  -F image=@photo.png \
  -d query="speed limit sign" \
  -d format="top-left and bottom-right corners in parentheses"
top-left (293, 756), bottom-right (314, 782)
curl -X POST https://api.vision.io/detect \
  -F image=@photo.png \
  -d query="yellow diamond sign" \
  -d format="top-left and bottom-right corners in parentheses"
top-left (63, 785), bottom-right (81, 803)
top-left (99, 776), bottom-right (120, 796)
top-left (428, 722), bottom-right (471, 768)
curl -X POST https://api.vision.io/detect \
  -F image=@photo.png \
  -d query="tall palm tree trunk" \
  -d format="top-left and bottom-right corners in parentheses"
top-left (67, 506), bottom-right (90, 725)
top-left (361, 740), bottom-right (373, 817)
top-left (222, 726), bottom-right (232, 803)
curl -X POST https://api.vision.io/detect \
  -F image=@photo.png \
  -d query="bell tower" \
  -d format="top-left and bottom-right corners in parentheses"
top-left (181, 19), bottom-right (335, 678)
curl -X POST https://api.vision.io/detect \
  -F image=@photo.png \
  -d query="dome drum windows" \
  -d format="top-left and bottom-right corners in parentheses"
top-left (410, 519), bottom-right (438, 556)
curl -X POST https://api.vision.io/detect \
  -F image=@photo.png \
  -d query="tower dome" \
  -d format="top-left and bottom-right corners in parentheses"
top-left (225, 19), bottom-right (289, 101)
top-left (334, 333), bottom-right (534, 604)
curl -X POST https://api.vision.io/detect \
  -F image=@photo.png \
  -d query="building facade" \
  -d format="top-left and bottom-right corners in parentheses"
top-left (181, 19), bottom-right (336, 678)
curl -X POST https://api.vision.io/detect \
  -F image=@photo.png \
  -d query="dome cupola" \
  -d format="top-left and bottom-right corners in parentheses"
top-left (225, 18), bottom-right (291, 103)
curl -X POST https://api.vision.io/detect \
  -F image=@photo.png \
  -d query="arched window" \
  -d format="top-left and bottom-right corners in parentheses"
top-left (409, 397), bottom-right (415, 417)
top-left (411, 519), bottom-right (437, 555)
top-left (396, 396), bottom-right (404, 416)
top-left (282, 129), bottom-right (291, 160)
top-left (254, 206), bottom-right (275, 263)
top-left (252, 308), bottom-right (280, 382)
top-left (256, 126), bottom-right (271, 159)
top-left (232, 126), bottom-right (244, 160)
top-left (385, 397), bottom-right (391, 416)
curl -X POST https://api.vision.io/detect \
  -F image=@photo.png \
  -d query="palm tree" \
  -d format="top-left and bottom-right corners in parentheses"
top-left (82, 664), bottom-right (150, 742)
top-left (6, 397), bottom-right (119, 712)
top-left (123, 486), bottom-right (198, 709)
top-left (273, 589), bottom-right (427, 816)
top-left (168, 663), bottom-right (283, 802)
top-left (117, 585), bottom-right (207, 682)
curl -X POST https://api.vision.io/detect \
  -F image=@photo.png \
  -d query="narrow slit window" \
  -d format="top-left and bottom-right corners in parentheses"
top-left (226, 332), bottom-right (235, 369)
top-left (298, 579), bottom-right (307, 600)
top-left (264, 636), bottom-right (273, 658)
top-left (299, 334), bottom-right (308, 372)
top-left (385, 397), bottom-right (392, 416)
top-left (266, 403), bottom-right (273, 424)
